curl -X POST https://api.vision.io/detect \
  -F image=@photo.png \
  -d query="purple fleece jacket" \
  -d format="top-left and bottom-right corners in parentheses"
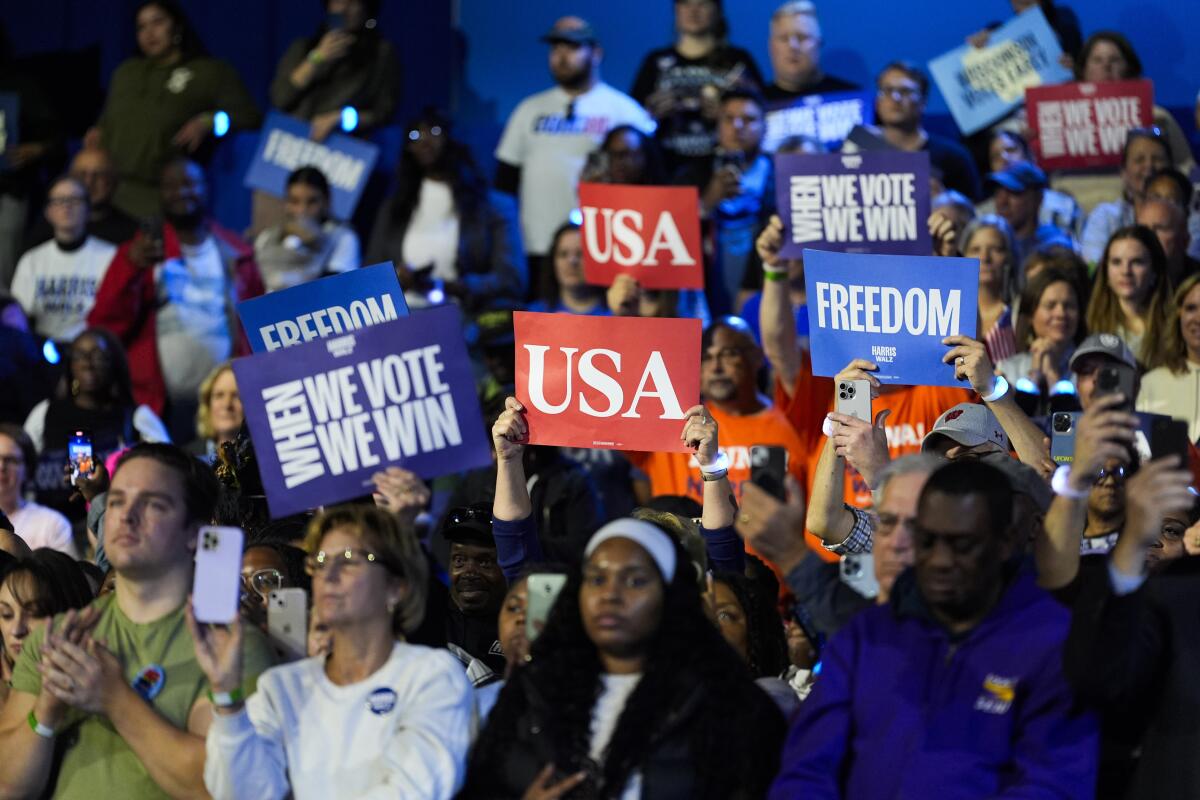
top-left (770, 566), bottom-right (1098, 799)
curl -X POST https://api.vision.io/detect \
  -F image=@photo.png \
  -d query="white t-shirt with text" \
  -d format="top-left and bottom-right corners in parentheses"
top-left (10, 237), bottom-right (116, 342)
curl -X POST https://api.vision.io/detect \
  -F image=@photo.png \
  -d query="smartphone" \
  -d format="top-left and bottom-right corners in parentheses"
top-left (67, 430), bottom-right (93, 486)
top-left (1093, 364), bottom-right (1136, 412)
top-left (268, 588), bottom-right (308, 661)
top-left (839, 553), bottom-right (879, 600)
top-left (835, 379), bottom-right (872, 422)
top-left (192, 526), bottom-right (245, 624)
top-left (526, 573), bottom-right (567, 642)
top-left (750, 445), bottom-right (789, 501)
top-left (1050, 412), bottom-right (1080, 465)
top-left (1148, 414), bottom-right (1189, 468)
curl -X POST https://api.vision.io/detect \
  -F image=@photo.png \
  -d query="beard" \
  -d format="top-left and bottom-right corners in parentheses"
top-left (552, 61), bottom-right (591, 92)
top-left (165, 206), bottom-right (205, 231)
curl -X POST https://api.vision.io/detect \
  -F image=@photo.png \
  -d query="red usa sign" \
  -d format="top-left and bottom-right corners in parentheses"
top-left (579, 182), bottom-right (704, 290)
top-left (1026, 79), bottom-right (1153, 171)
top-left (514, 311), bottom-right (700, 452)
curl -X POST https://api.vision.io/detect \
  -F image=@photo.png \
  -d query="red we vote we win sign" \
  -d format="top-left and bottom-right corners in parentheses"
top-left (514, 312), bottom-right (700, 452)
top-left (579, 183), bottom-right (704, 290)
top-left (1026, 80), bottom-right (1153, 170)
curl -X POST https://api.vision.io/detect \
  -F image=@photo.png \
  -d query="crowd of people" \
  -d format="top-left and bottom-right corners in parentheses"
top-left (1, 0), bottom-right (1200, 797)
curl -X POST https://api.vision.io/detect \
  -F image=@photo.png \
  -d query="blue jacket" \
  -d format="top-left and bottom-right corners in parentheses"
top-left (770, 566), bottom-right (1098, 800)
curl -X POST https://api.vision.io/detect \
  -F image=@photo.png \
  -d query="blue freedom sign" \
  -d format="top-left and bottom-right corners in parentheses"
top-left (804, 249), bottom-right (979, 387)
top-left (243, 111), bottom-right (380, 219)
top-left (237, 262), bottom-right (409, 353)
top-left (234, 305), bottom-right (492, 519)
top-left (928, 6), bottom-right (1072, 135)
top-left (763, 90), bottom-right (874, 152)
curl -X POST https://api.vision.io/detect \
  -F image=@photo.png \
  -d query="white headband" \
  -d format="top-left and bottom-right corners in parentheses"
top-left (584, 519), bottom-right (677, 583)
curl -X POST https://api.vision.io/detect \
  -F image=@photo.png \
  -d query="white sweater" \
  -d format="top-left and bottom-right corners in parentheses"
top-left (204, 642), bottom-right (474, 800)
top-left (1137, 361), bottom-right (1200, 443)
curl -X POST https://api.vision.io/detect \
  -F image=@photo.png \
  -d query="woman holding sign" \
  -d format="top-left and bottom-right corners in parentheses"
top-left (460, 516), bottom-right (784, 799)
top-left (193, 505), bottom-right (474, 800)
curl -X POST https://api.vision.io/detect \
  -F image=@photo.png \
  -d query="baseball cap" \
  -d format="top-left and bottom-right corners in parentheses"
top-left (987, 161), bottom-right (1048, 193)
top-left (1068, 333), bottom-right (1137, 372)
top-left (441, 505), bottom-right (495, 547)
top-left (921, 403), bottom-right (1009, 452)
top-left (540, 17), bottom-right (598, 45)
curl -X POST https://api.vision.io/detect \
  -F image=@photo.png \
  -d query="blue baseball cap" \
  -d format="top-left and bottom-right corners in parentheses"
top-left (987, 161), bottom-right (1048, 192)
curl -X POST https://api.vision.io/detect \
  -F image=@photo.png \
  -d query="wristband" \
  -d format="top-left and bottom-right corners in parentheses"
top-left (762, 266), bottom-right (787, 282)
top-left (1052, 465), bottom-right (1089, 499)
top-left (340, 106), bottom-right (359, 133)
top-left (207, 687), bottom-right (245, 708)
top-left (27, 711), bottom-right (55, 739)
top-left (699, 452), bottom-right (730, 475)
top-left (307, 50), bottom-right (324, 64)
top-left (701, 468), bottom-right (729, 482)
top-left (212, 110), bottom-right (230, 137)
top-left (981, 375), bottom-right (1009, 403)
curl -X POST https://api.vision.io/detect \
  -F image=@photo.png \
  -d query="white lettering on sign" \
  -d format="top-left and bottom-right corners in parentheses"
top-left (789, 172), bottom-right (918, 245)
top-left (580, 207), bottom-right (697, 266)
top-left (259, 344), bottom-right (461, 488)
top-left (259, 294), bottom-right (399, 351)
top-left (814, 281), bottom-right (961, 337)
top-left (261, 129), bottom-right (367, 191)
top-left (523, 345), bottom-right (686, 420)
top-left (1037, 92), bottom-right (1144, 161)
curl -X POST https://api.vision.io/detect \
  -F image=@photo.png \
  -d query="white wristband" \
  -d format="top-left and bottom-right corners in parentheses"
top-left (1052, 465), bottom-right (1089, 499)
top-left (699, 452), bottom-right (730, 475)
top-left (981, 375), bottom-right (1010, 403)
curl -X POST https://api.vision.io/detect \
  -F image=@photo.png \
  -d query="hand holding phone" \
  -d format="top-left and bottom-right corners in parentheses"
top-left (193, 526), bottom-right (245, 624)
top-left (526, 574), bottom-right (567, 642)
top-left (750, 445), bottom-right (789, 501)
top-left (68, 430), bottom-right (93, 487)
top-left (835, 380), bottom-right (872, 422)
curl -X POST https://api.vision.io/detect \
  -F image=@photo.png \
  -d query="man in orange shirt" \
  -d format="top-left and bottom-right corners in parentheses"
top-left (627, 316), bottom-right (808, 507)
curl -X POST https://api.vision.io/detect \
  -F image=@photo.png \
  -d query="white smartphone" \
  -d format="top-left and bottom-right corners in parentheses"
top-left (835, 379), bottom-right (872, 422)
top-left (192, 526), bottom-right (245, 624)
top-left (839, 553), bottom-right (879, 600)
top-left (526, 573), bottom-right (568, 641)
top-left (268, 588), bottom-right (308, 661)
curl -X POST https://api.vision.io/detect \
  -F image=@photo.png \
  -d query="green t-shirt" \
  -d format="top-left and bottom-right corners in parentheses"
top-left (12, 594), bottom-right (274, 799)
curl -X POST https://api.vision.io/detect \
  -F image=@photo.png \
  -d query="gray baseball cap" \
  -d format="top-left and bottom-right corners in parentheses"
top-left (1069, 333), bottom-right (1137, 371)
top-left (921, 403), bottom-right (1010, 453)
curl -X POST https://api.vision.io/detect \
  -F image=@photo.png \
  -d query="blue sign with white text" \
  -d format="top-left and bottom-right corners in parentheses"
top-left (763, 90), bottom-right (874, 152)
top-left (927, 6), bottom-right (1072, 135)
top-left (804, 249), bottom-right (979, 387)
top-left (244, 111), bottom-right (380, 220)
top-left (237, 262), bottom-right (409, 353)
top-left (234, 305), bottom-right (492, 519)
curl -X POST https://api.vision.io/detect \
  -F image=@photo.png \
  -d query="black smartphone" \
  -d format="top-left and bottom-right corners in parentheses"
top-left (1050, 412), bottom-right (1079, 465)
top-left (750, 445), bottom-right (788, 501)
top-left (1149, 415), bottom-right (1189, 468)
top-left (1093, 364), bottom-right (1136, 412)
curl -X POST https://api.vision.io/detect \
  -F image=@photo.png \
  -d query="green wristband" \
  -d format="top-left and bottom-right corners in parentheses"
top-left (207, 687), bottom-right (245, 708)
top-left (27, 711), bottom-right (55, 738)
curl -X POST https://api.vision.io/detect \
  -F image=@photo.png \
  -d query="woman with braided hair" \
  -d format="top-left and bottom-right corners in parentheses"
top-left (460, 518), bottom-right (785, 800)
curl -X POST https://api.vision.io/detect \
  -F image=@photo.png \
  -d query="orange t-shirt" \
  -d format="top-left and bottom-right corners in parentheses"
top-left (775, 359), bottom-right (974, 560)
top-left (626, 403), bottom-right (810, 506)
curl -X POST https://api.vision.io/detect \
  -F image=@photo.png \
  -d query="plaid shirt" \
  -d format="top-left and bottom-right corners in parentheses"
top-left (823, 505), bottom-right (875, 555)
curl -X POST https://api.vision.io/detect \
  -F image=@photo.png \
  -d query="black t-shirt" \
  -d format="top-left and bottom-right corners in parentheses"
top-left (631, 45), bottom-right (764, 168)
top-left (762, 73), bottom-right (860, 103)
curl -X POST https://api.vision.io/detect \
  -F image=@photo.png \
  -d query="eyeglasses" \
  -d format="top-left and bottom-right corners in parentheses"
top-left (877, 86), bottom-right (922, 102)
top-left (0, 456), bottom-right (23, 468)
top-left (241, 568), bottom-right (284, 597)
top-left (305, 549), bottom-right (390, 575)
top-left (46, 196), bottom-right (86, 209)
top-left (1095, 465), bottom-right (1127, 485)
top-left (407, 126), bottom-right (443, 141)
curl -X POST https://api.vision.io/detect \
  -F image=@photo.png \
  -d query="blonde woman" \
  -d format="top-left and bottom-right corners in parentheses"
top-left (1137, 273), bottom-right (1200, 441)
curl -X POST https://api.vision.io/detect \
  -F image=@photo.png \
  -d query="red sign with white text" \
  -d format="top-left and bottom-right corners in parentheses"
top-left (579, 182), bottom-right (704, 290)
top-left (514, 312), bottom-right (700, 452)
top-left (1026, 79), bottom-right (1154, 171)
